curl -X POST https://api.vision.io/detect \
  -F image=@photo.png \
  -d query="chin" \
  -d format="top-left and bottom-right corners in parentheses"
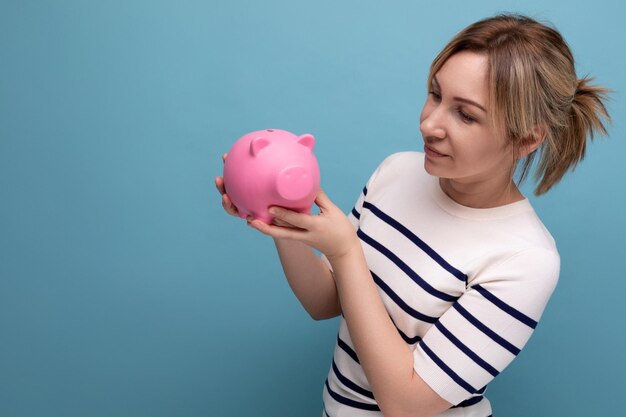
top-left (423, 157), bottom-right (445, 177)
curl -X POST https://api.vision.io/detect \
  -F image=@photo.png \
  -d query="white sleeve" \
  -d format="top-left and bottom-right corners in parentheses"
top-left (412, 247), bottom-right (560, 405)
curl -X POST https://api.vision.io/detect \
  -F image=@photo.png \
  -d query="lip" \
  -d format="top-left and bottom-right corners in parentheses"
top-left (424, 144), bottom-right (448, 158)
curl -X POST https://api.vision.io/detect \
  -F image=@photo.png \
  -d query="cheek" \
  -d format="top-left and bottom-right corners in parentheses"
top-left (462, 135), bottom-right (509, 166)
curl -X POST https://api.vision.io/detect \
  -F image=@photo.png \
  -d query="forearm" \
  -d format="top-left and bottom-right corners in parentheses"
top-left (329, 246), bottom-right (449, 417)
top-left (274, 238), bottom-right (341, 320)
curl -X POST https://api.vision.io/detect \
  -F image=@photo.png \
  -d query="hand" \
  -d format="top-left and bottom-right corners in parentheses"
top-left (214, 153), bottom-right (241, 218)
top-left (247, 189), bottom-right (360, 262)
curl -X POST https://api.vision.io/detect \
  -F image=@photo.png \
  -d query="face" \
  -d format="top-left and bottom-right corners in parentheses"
top-left (420, 51), bottom-right (515, 185)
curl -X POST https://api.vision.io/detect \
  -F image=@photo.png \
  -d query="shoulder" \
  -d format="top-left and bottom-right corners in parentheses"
top-left (360, 152), bottom-right (432, 204)
top-left (376, 151), bottom-right (425, 172)
top-left (471, 245), bottom-right (560, 295)
top-left (467, 245), bottom-right (560, 323)
top-left (366, 151), bottom-right (427, 188)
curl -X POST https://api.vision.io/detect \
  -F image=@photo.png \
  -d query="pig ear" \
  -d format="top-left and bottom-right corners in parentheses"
top-left (297, 134), bottom-right (315, 151)
top-left (250, 137), bottom-right (270, 157)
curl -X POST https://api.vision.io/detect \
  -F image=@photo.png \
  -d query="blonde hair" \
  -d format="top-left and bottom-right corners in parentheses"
top-left (428, 14), bottom-right (611, 195)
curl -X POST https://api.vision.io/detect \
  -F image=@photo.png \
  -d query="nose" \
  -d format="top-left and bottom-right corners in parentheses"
top-left (420, 105), bottom-right (446, 140)
top-left (276, 166), bottom-right (313, 201)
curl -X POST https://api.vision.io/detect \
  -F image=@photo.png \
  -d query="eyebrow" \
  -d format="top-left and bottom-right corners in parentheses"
top-left (432, 76), bottom-right (487, 113)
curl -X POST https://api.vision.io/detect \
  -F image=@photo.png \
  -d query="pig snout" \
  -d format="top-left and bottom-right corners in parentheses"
top-left (276, 166), bottom-right (314, 201)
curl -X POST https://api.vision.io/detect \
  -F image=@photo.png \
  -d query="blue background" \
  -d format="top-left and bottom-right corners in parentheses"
top-left (1, 1), bottom-right (624, 416)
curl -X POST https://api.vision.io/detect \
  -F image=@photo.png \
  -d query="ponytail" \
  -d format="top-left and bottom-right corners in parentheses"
top-left (534, 77), bottom-right (611, 195)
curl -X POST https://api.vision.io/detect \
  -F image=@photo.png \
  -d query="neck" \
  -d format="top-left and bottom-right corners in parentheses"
top-left (439, 176), bottom-right (524, 209)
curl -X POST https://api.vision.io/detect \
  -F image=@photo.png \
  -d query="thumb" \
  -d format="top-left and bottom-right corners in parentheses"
top-left (314, 188), bottom-right (333, 209)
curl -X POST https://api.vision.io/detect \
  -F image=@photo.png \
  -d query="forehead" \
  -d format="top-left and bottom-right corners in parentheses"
top-left (434, 51), bottom-right (489, 103)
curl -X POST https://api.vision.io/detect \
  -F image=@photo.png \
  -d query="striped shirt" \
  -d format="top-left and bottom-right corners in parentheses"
top-left (322, 152), bottom-right (560, 417)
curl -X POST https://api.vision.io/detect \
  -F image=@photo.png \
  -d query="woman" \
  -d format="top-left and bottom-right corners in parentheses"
top-left (215, 14), bottom-right (610, 417)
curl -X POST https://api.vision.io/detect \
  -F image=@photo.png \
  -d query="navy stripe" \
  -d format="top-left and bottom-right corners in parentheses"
top-left (452, 395), bottom-right (484, 408)
top-left (325, 379), bottom-right (380, 411)
top-left (351, 207), bottom-right (361, 220)
top-left (389, 314), bottom-right (422, 344)
top-left (473, 284), bottom-right (537, 329)
top-left (362, 201), bottom-right (467, 283)
top-left (324, 409), bottom-right (330, 417)
top-left (477, 385), bottom-right (487, 394)
top-left (453, 303), bottom-right (521, 356)
top-left (332, 360), bottom-right (375, 400)
top-left (419, 341), bottom-right (477, 394)
top-left (395, 323), bottom-right (422, 345)
top-left (362, 185), bottom-right (368, 196)
top-left (358, 229), bottom-right (458, 302)
top-left (434, 321), bottom-right (499, 377)
top-left (337, 336), bottom-right (360, 364)
top-left (371, 271), bottom-right (438, 323)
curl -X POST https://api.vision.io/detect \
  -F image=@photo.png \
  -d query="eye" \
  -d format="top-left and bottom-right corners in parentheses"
top-left (456, 108), bottom-right (476, 124)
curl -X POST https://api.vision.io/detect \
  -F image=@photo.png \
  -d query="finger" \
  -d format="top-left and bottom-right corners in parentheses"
top-left (248, 218), bottom-right (307, 240)
top-left (269, 206), bottom-right (313, 230)
top-left (271, 217), bottom-right (295, 228)
top-left (222, 194), bottom-right (239, 216)
top-left (269, 211), bottom-right (304, 228)
top-left (314, 188), bottom-right (333, 209)
top-left (215, 176), bottom-right (226, 195)
top-left (270, 218), bottom-right (308, 232)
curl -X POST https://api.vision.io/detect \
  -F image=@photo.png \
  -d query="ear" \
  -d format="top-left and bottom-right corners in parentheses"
top-left (517, 125), bottom-right (547, 159)
top-left (250, 137), bottom-right (270, 156)
top-left (297, 134), bottom-right (315, 151)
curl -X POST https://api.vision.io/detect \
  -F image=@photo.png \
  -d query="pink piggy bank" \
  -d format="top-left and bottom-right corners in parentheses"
top-left (223, 129), bottom-right (320, 223)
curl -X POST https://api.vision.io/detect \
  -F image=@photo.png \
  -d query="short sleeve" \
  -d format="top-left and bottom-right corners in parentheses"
top-left (412, 247), bottom-right (560, 405)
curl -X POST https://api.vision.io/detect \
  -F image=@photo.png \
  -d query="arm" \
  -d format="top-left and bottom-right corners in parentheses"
top-left (248, 191), bottom-right (452, 417)
top-left (329, 245), bottom-right (452, 417)
top-left (215, 167), bottom-right (340, 320)
top-left (273, 238), bottom-right (340, 320)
